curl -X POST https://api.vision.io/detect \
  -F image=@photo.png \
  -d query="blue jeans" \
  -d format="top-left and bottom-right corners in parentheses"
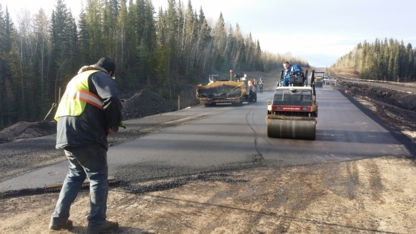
top-left (282, 77), bottom-right (290, 86)
top-left (51, 143), bottom-right (109, 229)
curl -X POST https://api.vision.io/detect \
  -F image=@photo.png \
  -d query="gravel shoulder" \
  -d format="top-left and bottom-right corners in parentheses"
top-left (1, 156), bottom-right (415, 233)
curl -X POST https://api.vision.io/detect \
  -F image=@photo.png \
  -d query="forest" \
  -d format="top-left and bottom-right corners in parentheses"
top-left (0, 0), bottom-right (309, 129)
top-left (333, 38), bottom-right (415, 82)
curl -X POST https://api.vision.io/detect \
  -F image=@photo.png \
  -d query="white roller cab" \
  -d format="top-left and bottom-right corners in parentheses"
top-left (267, 70), bottom-right (318, 140)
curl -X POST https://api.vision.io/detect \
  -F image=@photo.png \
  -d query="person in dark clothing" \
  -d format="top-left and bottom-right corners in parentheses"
top-left (281, 61), bottom-right (303, 87)
top-left (49, 57), bottom-right (122, 233)
top-left (259, 78), bottom-right (263, 93)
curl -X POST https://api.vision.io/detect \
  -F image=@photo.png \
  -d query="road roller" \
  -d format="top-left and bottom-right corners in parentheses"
top-left (266, 70), bottom-right (317, 140)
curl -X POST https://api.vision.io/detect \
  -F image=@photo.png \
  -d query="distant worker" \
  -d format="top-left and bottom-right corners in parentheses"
top-left (49, 57), bottom-right (123, 233)
top-left (259, 78), bottom-right (263, 93)
top-left (248, 79), bottom-right (253, 91)
top-left (253, 78), bottom-right (258, 92)
top-left (282, 61), bottom-right (303, 87)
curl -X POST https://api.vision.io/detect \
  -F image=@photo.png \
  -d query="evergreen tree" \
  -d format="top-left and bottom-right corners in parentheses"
top-left (232, 23), bottom-right (244, 70)
top-left (0, 4), bottom-right (6, 127)
top-left (115, 0), bottom-right (128, 88)
top-left (165, 0), bottom-right (179, 71)
top-left (33, 9), bottom-right (51, 118)
top-left (213, 13), bottom-right (226, 71)
top-left (50, 0), bottom-right (76, 103)
top-left (144, 0), bottom-right (156, 52)
top-left (406, 43), bottom-right (414, 81)
top-left (78, 8), bottom-right (90, 65)
top-left (334, 38), bottom-right (415, 82)
top-left (195, 7), bottom-right (211, 75)
top-left (1, 7), bottom-right (22, 124)
top-left (102, 0), bottom-right (118, 57)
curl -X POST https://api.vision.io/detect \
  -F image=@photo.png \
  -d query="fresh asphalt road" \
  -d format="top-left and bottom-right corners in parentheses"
top-left (0, 85), bottom-right (412, 192)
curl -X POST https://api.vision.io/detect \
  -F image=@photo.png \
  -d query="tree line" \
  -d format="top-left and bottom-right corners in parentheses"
top-left (333, 38), bottom-right (415, 81)
top-left (0, 0), bottom-right (308, 129)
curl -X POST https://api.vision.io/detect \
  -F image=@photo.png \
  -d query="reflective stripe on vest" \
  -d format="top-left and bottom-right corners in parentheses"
top-left (55, 70), bottom-right (103, 121)
top-left (62, 89), bottom-right (104, 110)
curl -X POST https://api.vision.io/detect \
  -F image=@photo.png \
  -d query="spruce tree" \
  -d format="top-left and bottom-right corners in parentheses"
top-left (78, 8), bottom-right (90, 65)
top-left (0, 4), bottom-right (5, 128)
top-left (50, 0), bottom-right (74, 103)
top-left (406, 43), bottom-right (414, 81)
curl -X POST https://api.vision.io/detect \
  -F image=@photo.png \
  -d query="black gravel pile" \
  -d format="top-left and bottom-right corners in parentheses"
top-left (0, 121), bottom-right (56, 144)
top-left (122, 89), bottom-right (176, 120)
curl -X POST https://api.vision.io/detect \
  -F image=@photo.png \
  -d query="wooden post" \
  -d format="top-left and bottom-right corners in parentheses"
top-left (178, 95), bottom-right (180, 110)
top-left (58, 87), bottom-right (61, 103)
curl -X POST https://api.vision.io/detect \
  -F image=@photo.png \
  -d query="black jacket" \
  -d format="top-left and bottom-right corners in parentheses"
top-left (56, 66), bottom-right (123, 150)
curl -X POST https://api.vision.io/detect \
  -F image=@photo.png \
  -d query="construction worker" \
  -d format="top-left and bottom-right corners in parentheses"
top-left (248, 79), bottom-right (253, 92)
top-left (259, 78), bottom-right (263, 93)
top-left (282, 61), bottom-right (303, 86)
top-left (49, 57), bottom-right (122, 233)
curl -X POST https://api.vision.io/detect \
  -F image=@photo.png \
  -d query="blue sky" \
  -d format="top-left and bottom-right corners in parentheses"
top-left (2, 0), bottom-right (416, 67)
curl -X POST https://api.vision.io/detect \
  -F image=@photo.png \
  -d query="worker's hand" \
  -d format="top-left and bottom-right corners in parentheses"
top-left (108, 128), bottom-right (115, 135)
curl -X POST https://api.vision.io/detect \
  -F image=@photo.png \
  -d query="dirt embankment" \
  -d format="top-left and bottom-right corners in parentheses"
top-left (336, 80), bottom-right (416, 144)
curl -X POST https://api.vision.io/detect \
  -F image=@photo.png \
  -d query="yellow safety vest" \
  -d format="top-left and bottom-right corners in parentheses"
top-left (55, 70), bottom-right (103, 121)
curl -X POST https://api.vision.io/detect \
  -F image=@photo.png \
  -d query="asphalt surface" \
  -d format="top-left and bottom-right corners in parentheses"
top-left (0, 85), bottom-right (413, 193)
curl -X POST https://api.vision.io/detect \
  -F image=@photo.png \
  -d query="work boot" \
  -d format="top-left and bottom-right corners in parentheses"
top-left (87, 220), bottom-right (119, 234)
top-left (49, 220), bottom-right (73, 230)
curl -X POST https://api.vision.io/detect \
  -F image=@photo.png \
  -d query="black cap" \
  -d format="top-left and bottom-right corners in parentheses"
top-left (95, 57), bottom-right (116, 75)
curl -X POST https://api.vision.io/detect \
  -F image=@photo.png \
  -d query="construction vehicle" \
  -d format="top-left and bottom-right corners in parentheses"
top-left (266, 70), bottom-right (318, 140)
top-left (314, 71), bottom-right (325, 88)
top-left (196, 73), bottom-right (257, 106)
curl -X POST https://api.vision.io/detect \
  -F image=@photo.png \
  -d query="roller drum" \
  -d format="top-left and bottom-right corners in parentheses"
top-left (267, 118), bottom-right (316, 140)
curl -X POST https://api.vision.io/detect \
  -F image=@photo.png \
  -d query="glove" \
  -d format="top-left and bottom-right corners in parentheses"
top-left (119, 121), bottom-right (126, 129)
